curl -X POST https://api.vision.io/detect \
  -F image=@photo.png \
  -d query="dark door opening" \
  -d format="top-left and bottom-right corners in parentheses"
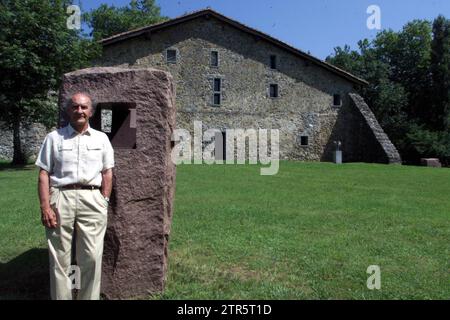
top-left (214, 131), bottom-right (226, 162)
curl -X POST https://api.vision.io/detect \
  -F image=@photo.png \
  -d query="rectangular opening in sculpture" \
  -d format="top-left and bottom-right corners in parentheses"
top-left (91, 102), bottom-right (137, 149)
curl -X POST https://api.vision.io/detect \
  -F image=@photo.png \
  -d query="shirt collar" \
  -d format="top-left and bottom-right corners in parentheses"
top-left (67, 123), bottom-right (92, 136)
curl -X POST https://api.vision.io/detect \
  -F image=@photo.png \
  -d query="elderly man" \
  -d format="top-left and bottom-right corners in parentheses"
top-left (36, 92), bottom-right (114, 300)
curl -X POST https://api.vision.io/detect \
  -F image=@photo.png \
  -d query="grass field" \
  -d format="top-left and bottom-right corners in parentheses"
top-left (0, 161), bottom-right (449, 299)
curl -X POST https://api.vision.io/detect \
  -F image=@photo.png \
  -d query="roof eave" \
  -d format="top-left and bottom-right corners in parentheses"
top-left (98, 9), bottom-right (369, 86)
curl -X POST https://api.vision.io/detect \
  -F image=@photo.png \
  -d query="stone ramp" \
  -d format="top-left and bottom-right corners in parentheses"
top-left (349, 93), bottom-right (402, 164)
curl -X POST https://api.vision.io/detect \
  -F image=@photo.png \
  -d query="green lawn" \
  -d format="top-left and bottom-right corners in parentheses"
top-left (0, 161), bottom-right (449, 299)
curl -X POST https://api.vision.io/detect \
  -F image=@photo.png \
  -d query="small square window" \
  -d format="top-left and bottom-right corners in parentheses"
top-left (270, 55), bottom-right (277, 69)
top-left (269, 84), bottom-right (278, 98)
top-left (214, 78), bottom-right (221, 92)
top-left (166, 49), bottom-right (177, 63)
top-left (300, 136), bottom-right (309, 146)
top-left (333, 94), bottom-right (341, 106)
top-left (211, 51), bottom-right (219, 67)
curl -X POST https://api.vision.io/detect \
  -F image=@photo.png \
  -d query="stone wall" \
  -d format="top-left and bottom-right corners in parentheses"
top-left (96, 16), bottom-right (374, 162)
top-left (0, 122), bottom-right (49, 161)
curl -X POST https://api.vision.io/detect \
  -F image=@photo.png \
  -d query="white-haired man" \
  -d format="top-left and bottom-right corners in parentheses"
top-left (36, 92), bottom-right (114, 300)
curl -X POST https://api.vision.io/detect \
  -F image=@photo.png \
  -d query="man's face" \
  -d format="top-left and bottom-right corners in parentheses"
top-left (67, 94), bottom-right (93, 128)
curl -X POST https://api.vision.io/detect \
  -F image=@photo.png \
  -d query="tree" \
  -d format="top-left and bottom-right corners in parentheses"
top-left (83, 0), bottom-right (167, 41)
top-left (391, 21), bottom-right (432, 123)
top-left (430, 15), bottom-right (450, 131)
top-left (326, 16), bottom-right (450, 165)
top-left (0, 0), bottom-right (100, 164)
top-left (326, 39), bottom-right (409, 153)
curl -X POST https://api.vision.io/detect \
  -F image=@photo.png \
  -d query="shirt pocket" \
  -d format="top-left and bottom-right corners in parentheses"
top-left (56, 141), bottom-right (74, 162)
top-left (58, 141), bottom-right (73, 151)
top-left (86, 143), bottom-right (103, 162)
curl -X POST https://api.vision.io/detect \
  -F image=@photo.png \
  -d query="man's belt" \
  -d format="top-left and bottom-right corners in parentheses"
top-left (60, 184), bottom-right (100, 190)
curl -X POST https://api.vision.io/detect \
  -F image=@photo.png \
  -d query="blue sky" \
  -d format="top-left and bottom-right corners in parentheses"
top-left (77, 0), bottom-right (449, 59)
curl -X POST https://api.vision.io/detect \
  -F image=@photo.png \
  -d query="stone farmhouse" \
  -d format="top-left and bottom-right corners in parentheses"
top-left (0, 9), bottom-right (401, 163)
top-left (95, 9), bottom-right (400, 163)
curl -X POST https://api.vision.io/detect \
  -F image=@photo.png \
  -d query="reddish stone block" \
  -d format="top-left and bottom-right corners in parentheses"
top-left (59, 67), bottom-right (176, 299)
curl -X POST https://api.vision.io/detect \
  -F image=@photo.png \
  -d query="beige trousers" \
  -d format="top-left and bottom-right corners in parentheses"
top-left (46, 187), bottom-right (108, 300)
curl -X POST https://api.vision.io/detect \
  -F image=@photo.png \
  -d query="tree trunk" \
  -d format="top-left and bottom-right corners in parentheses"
top-left (12, 116), bottom-right (26, 165)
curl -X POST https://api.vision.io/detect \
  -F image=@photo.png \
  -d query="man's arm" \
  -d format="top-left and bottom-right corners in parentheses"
top-left (38, 169), bottom-right (58, 228)
top-left (101, 168), bottom-right (113, 199)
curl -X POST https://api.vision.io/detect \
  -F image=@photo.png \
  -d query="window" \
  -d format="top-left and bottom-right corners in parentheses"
top-left (300, 136), bottom-right (309, 146)
top-left (333, 94), bottom-right (341, 106)
top-left (212, 78), bottom-right (221, 106)
top-left (166, 49), bottom-right (177, 63)
top-left (213, 93), bottom-right (221, 105)
top-left (214, 78), bottom-right (221, 92)
top-left (269, 84), bottom-right (278, 98)
top-left (270, 55), bottom-right (277, 69)
top-left (211, 51), bottom-right (219, 67)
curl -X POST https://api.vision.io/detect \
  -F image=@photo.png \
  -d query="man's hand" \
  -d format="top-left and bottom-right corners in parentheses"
top-left (41, 206), bottom-right (58, 228)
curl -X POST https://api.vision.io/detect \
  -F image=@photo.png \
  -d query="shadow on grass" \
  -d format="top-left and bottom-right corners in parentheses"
top-left (0, 248), bottom-right (49, 300)
top-left (0, 162), bottom-right (36, 171)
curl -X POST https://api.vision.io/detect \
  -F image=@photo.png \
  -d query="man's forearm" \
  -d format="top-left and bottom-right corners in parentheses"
top-left (38, 168), bottom-right (58, 228)
top-left (101, 168), bottom-right (113, 198)
top-left (38, 169), bottom-right (51, 210)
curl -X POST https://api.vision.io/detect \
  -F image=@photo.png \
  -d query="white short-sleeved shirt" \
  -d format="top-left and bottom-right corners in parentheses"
top-left (35, 124), bottom-right (115, 187)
